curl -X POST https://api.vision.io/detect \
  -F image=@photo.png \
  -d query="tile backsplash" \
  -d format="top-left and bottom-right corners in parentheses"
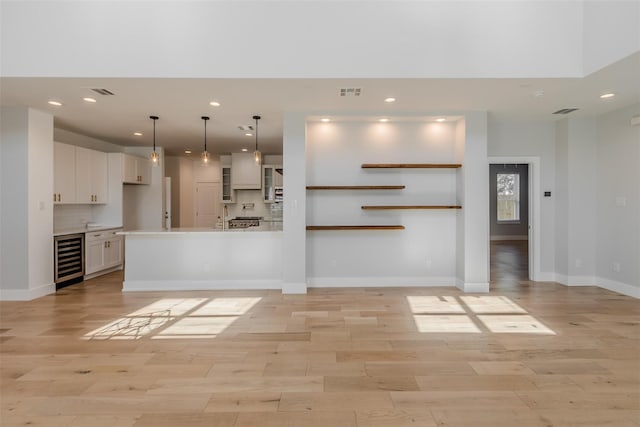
top-left (54, 205), bottom-right (93, 230)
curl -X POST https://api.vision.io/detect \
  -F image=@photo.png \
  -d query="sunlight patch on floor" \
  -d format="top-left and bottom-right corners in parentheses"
top-left (413, 315), bottom-right (481, 333)
top-left (408, 295), bottom-right (555, 335)
top-left (407, 296), bottom-right (466, 314)
top-left (478, 314), bottom-right (555, 334)
top-left (83, 297), bottom-right (261, 340)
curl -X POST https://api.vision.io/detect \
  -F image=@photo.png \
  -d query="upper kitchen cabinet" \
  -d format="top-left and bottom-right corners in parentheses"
top-left (53, 142), bottom-right (76, 203)
top-left (53, 142), bottom-right (108, 204)
top-left (231, 152), bottom-right (261, 190)
top-left (121, 153), bottom-right (151, 184)
top-left (263, 164), bottom-right (283, 202)
top-left (75, 147), bottom-right (108, 204)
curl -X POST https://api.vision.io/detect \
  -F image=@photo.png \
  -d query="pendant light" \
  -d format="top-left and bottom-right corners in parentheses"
top-left (149, 115), bottom-right (159, 166)
top-left (253, 115), bottom-right (262, 165)
top-left (201, 116), bottom-right (211, 165)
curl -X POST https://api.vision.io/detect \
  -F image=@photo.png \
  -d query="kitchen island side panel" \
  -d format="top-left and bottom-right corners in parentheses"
top-left (122, 231), bottom-right (283, 291)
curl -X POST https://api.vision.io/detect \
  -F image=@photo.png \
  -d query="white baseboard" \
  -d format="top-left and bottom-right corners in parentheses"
top-left (553, 274), bottom-right (638, 298)
top-left (456, 281), bottom-right (490, 293)
top-left (596, 277), bottom-right (639, 298)
top-left (282, 282), bottom-right (307, 294)
top-left (306, 276), bottom-right (457, 288)
top-left (0, 282), bottom-right (55, 301)
top-left (84, 265), bottom-right (123, 281)
top-left (490, 235), bottom-right (528, 241)
top-left (565, 275), bottom-right (597, 286)
top-left (536, 272), bottom-right (556, 282)
top-left (123, 279), bottom-right (282, 292)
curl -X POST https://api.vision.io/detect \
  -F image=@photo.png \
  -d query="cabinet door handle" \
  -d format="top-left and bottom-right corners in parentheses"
top-left (104, 241), bottom-right (107, 248)
top-left (53, 193), bottom-right (56, 202)
top-left (57, 194), bottom-right (61, 202)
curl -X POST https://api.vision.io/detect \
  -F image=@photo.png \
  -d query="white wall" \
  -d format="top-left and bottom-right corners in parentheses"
top-left (122, 147), bottom-right (165, 230)
top-left (27, 109), bottom-right (54, 295)
top-left (582, 1), bottom-right (640, 74)
top-left (0, 107), bottom-right (54, 300)
top-left (0, 108), bottom-right (30, 293)
top-left (487, 117), bottom-right (556, 278)
top-left (567, 118), bottom-right (597, 282)
top-left (2, 1), bottom-right (613, 79)
top-left (595, 104), bottom-right (640, 296)
top-left (306, 119), bottom-right (459, 286)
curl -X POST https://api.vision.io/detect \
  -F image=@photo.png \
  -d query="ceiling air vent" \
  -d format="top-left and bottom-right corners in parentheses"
top-left (339, 88), bottom-right (362, 97)
top-left (238, 125), bottom-right (255, 131)
top-left (90, 88), bottom-right (115, 96)
top-left (553, 108), bottom-right (579, 115)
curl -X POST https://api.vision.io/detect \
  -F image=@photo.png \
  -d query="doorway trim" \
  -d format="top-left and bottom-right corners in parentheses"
top-left (488, 156), bottom-right (541, 282)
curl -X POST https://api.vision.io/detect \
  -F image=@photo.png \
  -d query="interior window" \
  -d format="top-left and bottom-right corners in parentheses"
top-left (497, 173), bottom-right (520, 222)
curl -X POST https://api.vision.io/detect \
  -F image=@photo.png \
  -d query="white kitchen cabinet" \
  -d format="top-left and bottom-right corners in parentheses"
top-left (53, 142), bottom-right (77, 204)
top-left (221, 166), bottom-right (234, 203)
top-left (54, 143), bottom-right (108, 204)
top-left (122, 154), bottom-right (151, 184)
top-left (231, 152), bottom-right (261, 189)
top-left (75, 147), bottom-right (108, 203)
top-left (85, 229), bottom-right (123, 276)
top-left (262, 164), bottom-right (283, 203)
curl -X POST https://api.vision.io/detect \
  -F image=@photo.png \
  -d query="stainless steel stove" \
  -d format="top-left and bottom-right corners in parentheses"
top-left (227, 216), bottom-right (262, 229)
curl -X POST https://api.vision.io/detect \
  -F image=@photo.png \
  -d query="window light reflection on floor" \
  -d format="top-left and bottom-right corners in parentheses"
top-left (407, 296), bottom-right (466, 314)
top-left (408, 295), bottom-right (555, 335)
top-left (83, 297), bottom-right (261, 340)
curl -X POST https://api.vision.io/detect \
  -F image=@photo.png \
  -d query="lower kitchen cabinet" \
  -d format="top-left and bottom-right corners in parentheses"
top-left (85, 229), bottom-right (123, 276)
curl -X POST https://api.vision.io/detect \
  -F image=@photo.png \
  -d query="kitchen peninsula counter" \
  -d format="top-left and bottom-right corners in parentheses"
top-left (120, 228), bottom-right (283, 292)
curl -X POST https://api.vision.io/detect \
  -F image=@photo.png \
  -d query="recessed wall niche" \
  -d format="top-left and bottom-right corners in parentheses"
top-left (305, 118), bottom-right (461, 287)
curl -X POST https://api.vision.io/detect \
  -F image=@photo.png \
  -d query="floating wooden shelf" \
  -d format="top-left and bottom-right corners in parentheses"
top-left (306, 185), bottom-right (405, 190)
top-left (362, 205), bottom-right (462, 210)
top-left (361, 163), bottom-right (462, 169)
top-left (306, 225), bottom-right (405, 231)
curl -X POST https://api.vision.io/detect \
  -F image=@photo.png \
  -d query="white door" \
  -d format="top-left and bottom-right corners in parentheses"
top-left (195, 182), bottom-right (220, 228)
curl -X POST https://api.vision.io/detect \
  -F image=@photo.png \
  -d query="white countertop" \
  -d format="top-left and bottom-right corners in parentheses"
top-left (120, 225), bottom-right (283, 235)
top-left (54, 225), bottom-right (123, 237)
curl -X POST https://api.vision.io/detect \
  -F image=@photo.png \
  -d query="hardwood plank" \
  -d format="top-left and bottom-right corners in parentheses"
top-left (324, 376), bottom-right (420, 392)
top-left (204, 392), bottom-right (281, 412)
top-left (356, 409), bottom-right (438, 427)
top-left (278, 391), bottom-right (395, 412)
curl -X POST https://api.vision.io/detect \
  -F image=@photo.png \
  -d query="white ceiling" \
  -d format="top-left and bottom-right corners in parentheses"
top-left (1, 53), bottom-right (638, 157)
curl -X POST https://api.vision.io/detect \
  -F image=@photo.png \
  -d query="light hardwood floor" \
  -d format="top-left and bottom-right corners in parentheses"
top-left (1, 243), bottom-right (639, 426)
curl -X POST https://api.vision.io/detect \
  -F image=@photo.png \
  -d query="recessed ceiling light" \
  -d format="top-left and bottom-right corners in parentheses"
top-left (245, 133), bottom-right (253, 136)
top-left (48, 100), bottom-right (62, 106)
top-left (209, 101), bottom-right (221, 107)
top-left (534, 90), bottom-right (545, 98)
top-left (600, 93), bottom-right (615, 99)
top-left (379, 118), bottom-right (389, 122)
top-left (241, 148), bottom-right (248, 152)
top-left (184, 150), bottom-right (192, 154)
top-left (435, 118), bottom-right (446, 122)
top-left (384, 97), bottom-right (396, 103)
top-left (133, 132), bottom-right (143, 136)
top-left (321, 118), bottom-right (331, 122)
top-left (83, 97), bottom-right (97, 103)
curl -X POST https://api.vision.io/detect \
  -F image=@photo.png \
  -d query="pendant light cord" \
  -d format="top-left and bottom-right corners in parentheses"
top-left (150, 115), bottom-right (159, 152)
top-left (253, 115), bottom-right (261, 152)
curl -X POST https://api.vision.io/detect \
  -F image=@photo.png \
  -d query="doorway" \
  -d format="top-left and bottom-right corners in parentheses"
top-left (194, 182), bottom-right (221, 228)
top-left (487, 157), bottom-right (541, 285)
